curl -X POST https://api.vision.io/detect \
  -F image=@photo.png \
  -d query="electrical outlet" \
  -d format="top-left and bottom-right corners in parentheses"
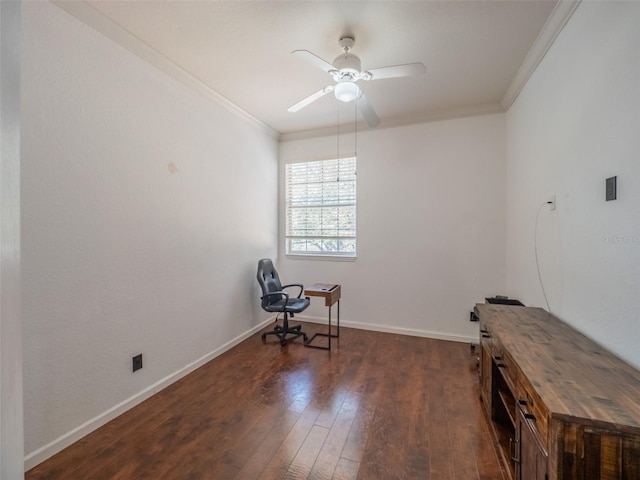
top-left (549, 195), bottom-right (556, 211)
top-left (132, 354), bottom-right (143, 372)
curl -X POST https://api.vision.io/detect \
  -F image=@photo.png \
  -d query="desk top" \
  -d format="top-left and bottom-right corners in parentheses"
top-left (305, 284), bottom-right (341, 306)
top-left (305, 283), bottom-right (339, 293)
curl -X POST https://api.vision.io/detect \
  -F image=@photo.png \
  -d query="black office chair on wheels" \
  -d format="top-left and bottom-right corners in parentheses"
top-left (256, 258), bottom-right (309, 346)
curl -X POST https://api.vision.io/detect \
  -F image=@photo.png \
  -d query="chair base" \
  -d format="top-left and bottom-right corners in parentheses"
top-left (261, 313), bottom-right (308, 346)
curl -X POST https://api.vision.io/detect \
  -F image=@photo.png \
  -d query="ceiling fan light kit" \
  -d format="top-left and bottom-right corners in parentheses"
top-left (288, 36), bottom-right (426, 128)
top-left (334, 81), bottom-right (361, 103)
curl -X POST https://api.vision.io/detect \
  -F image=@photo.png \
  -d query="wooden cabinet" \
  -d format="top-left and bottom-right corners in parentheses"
top-left (476, 304), bottom-right (640, 480)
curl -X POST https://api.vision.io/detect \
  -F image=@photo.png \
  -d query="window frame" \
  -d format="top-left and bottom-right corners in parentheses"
top-left (284, 155), bottom-right (357, 260)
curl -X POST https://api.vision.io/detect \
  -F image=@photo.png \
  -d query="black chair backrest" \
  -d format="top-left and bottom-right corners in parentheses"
top-left (256, 259), bottom-right (283, 309)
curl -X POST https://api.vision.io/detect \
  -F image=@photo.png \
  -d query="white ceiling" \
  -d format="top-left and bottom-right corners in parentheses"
top-left (58, 1), bottom-right (562, 137)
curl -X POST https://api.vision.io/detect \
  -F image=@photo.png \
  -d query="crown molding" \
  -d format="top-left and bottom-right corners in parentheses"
top-left (52, 1), bottom-right (280, 141)
top-left (501, 0), bottom-right (581, 111)
top-left (52, 0), bottom-right (578, 143)
top-left (279, 103), bottom-right (504, 142)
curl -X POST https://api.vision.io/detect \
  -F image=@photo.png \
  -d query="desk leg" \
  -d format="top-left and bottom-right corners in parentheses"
top-left (328, 304), bottom-right (331, 350)
top-left (304, 300), bottom-right (340, 351)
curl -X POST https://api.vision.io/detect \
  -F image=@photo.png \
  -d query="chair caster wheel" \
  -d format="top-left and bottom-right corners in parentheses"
top-left (303, 334), bottom-right (309, 342)
top-left (261, 334), bottom-right (266, 342)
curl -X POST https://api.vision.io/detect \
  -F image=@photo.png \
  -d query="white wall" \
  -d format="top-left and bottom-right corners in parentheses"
top-left (505, 1), bottom-right (640, 368)
top-left (279, 114), bottom-right (506, 342)
top-left (21, 2), bottom-right (278, 466)
top-left (1, 1), bottom-right (24, 478)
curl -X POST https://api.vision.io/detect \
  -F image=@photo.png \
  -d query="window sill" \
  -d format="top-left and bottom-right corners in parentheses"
top-left (285, 254), bottom-right (356, 262)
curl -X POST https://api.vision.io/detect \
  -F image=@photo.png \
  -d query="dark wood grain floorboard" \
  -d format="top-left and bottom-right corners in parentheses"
top-left (27, 322), bottom-right (503, 479)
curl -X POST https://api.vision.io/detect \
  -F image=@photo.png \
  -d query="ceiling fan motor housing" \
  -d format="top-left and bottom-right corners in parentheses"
top-left (333, 52), bottom-right (362, 79)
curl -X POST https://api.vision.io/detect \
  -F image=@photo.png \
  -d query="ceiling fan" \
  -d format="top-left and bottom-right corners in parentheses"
top-left (287, 36), bottom-right (426, 128)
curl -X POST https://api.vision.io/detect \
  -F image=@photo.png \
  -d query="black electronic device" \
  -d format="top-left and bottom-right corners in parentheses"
top-left (485, 297), bottom-right (524, 306)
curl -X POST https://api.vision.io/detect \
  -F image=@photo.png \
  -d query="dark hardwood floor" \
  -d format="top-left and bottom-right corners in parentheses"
top-left (26, 322), bottom-right (505, 480)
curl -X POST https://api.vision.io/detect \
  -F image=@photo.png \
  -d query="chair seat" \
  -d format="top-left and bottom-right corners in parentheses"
top-left (265, 297), bottom-right (310, 314)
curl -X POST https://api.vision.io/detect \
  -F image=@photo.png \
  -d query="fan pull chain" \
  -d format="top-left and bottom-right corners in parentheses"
top-left (354, 100), bottom-right (358, 157)
top-left (336, 101), bottom-right (340, 163)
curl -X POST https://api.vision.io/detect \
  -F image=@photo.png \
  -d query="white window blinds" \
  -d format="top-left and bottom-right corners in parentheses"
top-left (285, 157), bottom-right (357, 256)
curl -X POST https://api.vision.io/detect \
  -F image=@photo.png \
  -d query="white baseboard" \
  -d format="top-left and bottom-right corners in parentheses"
top-left (24, 317), bottom-right (274, 471)
top-left (295, 315), bottom-right (479, 344)
top-left (25, 315), bottom-right (476, 470)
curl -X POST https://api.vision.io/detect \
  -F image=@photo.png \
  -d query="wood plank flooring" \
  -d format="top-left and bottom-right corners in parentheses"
top-left (26, 322), bottom-right (505, 480)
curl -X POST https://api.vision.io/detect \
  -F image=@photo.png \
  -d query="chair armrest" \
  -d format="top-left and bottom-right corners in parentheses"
top-left (281, 283), bottom-right (304, 298)
top-left (260, 291), bottom-right (289, 311)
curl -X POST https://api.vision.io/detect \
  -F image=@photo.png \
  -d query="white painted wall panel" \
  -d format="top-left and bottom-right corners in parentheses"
top-left (505, 1), bottom-right (640, 368)
top-left (21, 1), bottom-right (277, 463)
top-left (279, 114), bottom-right (506, 342)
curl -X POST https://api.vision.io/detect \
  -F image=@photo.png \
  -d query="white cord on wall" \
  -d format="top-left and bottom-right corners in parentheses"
top-left (534, 201), bottom-right (553, 313)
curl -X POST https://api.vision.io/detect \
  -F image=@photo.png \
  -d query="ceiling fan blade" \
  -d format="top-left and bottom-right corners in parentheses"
top-left (287, 85), bottom-right (334, 113)
top-left (365, 62), bottom-right (426, 81)
top-left (356, 93), bottom-right (380, 128)
top-left (292, 50), bottom-right (336, 73)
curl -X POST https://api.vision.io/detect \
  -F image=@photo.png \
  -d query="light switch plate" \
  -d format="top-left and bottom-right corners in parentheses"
top-left (606, 176), bottom-right (617, 201)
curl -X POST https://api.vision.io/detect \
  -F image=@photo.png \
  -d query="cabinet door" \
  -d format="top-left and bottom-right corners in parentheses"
top-left (481, 342), bottom-right (492, 393)
top-left (518, 409), bottom-right (548, 480)
top-left (479, 335), bottom-right (492, 413)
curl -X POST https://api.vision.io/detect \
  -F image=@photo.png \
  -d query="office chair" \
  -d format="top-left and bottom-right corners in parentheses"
top-left (256, 258), bottom-right (309, 346)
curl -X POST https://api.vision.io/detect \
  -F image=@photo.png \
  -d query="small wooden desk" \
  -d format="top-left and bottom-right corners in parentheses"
top-left (304, 283), bottom-right (341, 350)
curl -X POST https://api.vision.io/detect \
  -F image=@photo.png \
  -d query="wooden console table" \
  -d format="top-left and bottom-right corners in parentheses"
top-left (476, 303), bottom-right (640, 480)
top-left (304, 283), bottom-right (340, 350)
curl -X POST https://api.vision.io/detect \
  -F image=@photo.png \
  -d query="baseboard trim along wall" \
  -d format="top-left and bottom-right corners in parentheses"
top-left (25, 315), bottom-right (475, 470)
top-left (23, 317), bottom-right (275, 471)
top-left (296, 315), bottom-right (479, 345)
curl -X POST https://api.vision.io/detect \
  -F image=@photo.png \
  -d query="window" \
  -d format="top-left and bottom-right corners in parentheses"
top-left (285, 157), bottom-right (356, 257)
